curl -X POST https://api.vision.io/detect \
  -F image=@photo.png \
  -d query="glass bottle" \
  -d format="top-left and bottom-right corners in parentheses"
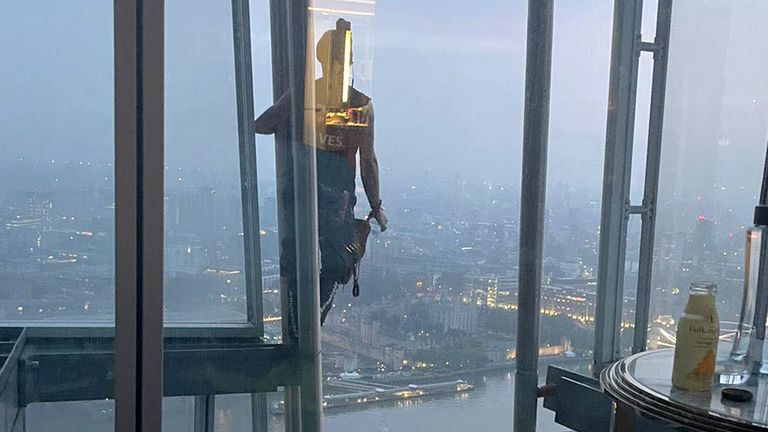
top-left (731, 224), bottom-right (768, 360)
top-left (672, 281), bottom-right (719, 391)
top-left (728, 206), bottom-right (768, 377)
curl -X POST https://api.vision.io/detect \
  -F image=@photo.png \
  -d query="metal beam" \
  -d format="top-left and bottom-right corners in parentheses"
top-left (251, 393), bottom-right (270, 432)
top-left (0, 330), bottom-right (25, 432)
top-left (231, 3), bottom-right (271, 429)
top-left (542, 366), bottom-right (612, 432)
top-left (638, 41), bottom-right (660, 53)
top-left (269, 0), bottom-right (304, 429)
top-left (193, 395), bottom-right (215, 432)
top-left (6, 324), bottom-right (261, 339)
top-left (232, 0), bottom-right (265, 336)
top-left (21, 340), bottom-right (299, 404)
top-left (594, 0), bottom-right (644, 374)
top-left (284, 1), bottom-right (323, 431)
top-left (633, 0), bottom-right (673, 354)
top-left (114, 1), bottom-right (165, 431)
top-left (513, 1), bottom-right (554, 431)
top-left (268, 0), bottom-right (297, 345)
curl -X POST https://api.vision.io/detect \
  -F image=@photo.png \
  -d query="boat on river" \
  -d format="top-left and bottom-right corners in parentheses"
top-left (271, 380), bottom-right (474, 414)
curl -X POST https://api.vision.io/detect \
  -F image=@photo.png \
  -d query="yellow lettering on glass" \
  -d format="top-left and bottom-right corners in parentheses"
top-left (342, 30), bottom-right (352, 103)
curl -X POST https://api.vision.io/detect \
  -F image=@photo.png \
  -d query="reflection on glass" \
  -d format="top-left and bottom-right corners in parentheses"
top-left (257, 0), bottom-right (608, 431)
top-left (0, 2), bottom-right (114, 323)
top-left (27, 397), bottom-right (195, 432)
top-left (309, 17), bottom-right (387, 324)
top-left (649, 1), bottom-right (768, 357)
top-left (0, 3), bottom-right (116, 431)
top-left (255, 4), bottom-right (386, 340)
top-left (164, 0), bottom-right (249, 323)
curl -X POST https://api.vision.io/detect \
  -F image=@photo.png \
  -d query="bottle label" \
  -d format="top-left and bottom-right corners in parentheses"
top-left (672, 296), bottom-right (719, 391)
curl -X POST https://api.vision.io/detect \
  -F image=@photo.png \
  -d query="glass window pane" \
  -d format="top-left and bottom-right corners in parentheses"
top-left (164, 0), bottom-right (248, 323)
top-left (621, 215), bottom-right (642, 354)
top-left (0, 1), bottom-right (114, 323)
top-left (1, 3), bottom-right (115, 431)
top-left (251, 0), bottom-right (281, 343)
top-left (212, 393), bottom-right (280, 432)
top-left (27, 400), bottom-right (114, 432)
top-left (544, 0), bottom-right (614, 363)
top-left (312, 1), bottom-right (608, 430)
top-left (650, 1), bottom-right (768, 350)
top-left (319, 0), bottom-right (526, 425)
top-left (27, 397), bottom-right (194, 432)
top-left (162, 0), bottom-right (283, 428)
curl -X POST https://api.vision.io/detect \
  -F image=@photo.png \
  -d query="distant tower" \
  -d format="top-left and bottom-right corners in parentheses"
top-left (691, 216), bottom-right (715, 266)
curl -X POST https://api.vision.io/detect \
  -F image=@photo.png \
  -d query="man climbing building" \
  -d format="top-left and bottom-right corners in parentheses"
top-left (254, 19), bottom-right (387, 339)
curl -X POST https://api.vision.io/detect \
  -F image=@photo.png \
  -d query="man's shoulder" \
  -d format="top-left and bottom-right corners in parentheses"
top-left (349, 87), bottom-right (371, 108)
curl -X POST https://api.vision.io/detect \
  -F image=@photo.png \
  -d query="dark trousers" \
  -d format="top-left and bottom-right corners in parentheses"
top-left (278, 149), bottom-right (356, 342)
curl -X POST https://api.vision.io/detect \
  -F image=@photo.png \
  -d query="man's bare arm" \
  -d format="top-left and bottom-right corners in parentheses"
top-left (254, 91), bottom-right (290, 135)
top-left (359, 104), bottom-right (388, 230)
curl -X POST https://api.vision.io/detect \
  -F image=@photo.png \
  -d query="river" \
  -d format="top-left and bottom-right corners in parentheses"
top-left (320, 370), bottom-right (572, 432)
top-left (260, 358), bottom-right (587, 431)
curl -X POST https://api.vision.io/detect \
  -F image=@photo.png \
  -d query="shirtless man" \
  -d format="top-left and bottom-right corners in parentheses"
top-left (254, 21), bottom-right (387, 334)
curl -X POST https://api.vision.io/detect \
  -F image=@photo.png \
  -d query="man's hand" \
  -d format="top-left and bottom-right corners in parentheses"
top-left (369, 207), bottom-right (388, 231)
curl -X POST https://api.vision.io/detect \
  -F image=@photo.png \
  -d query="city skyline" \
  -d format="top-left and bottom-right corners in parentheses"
top-left (2, 1), bottom-right (768, 431)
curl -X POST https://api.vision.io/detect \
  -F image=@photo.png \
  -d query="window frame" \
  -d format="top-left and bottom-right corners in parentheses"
top-left (593, 0), bottom-right (673, 373)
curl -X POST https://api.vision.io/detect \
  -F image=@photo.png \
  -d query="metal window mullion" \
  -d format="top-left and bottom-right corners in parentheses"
top-left (251, 393), bottom-right (270, 432)
top-left (513, 1), bottom-right (554, 432)
top-left (284, 1), bottom-right (323, 431)
top-left (268, 0), bottom-right (294, 344)
top-left (268, 0), bottom-right (302, 429)
top-left (114, 1), bottom-right (165, 431)
top-left (193, 395), bottom-right (215, 432)
top-left (231, 1), bottom-right (272, 429)
top-left (594, 0), bottom-right (643, 374)
top-left (632, 0), bottom-right (673, 354)
top-left (268, 0), bottom-right (324, 430)
top-left (233, 0), bottom-right (265, 337)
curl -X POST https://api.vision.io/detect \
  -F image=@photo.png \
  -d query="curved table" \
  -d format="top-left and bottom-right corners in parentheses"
top-left (601, 349), bottom-right (768, 431)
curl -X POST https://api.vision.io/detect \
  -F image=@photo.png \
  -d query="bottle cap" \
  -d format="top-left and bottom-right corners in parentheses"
top-left (722, 387), bottom-right (753, 403)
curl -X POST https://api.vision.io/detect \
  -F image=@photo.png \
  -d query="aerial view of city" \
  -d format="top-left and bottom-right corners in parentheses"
top-left (3, 1), bottom-right (768, 431)
top-left (2, 142), bottom-right (764, 432)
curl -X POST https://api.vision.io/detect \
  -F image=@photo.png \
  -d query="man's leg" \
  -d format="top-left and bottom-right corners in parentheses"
top-left (319, 274), bottom-right (337, 325)
top-left (279, 236), bottom-right (299, 343)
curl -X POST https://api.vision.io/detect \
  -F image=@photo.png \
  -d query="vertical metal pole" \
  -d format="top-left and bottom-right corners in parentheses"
top-left (594, 0), bottom-right (643, 374)
top-left (269, 0), bottom-right (302, 429)
top-left (193, 395), bottom-right (215, 432)
top-left (513, 1), bottom-right (553, 431)
top-left (251, 393), bottom-right (270, 432)
top-left (269, 0), bottom-right (297, 347)
top-left (231, 2), bottom-right (271, 428)
top-left (114, 1), bottom-right (165, 431)
top-left (232, 0), bottom-right (265, 337)
top-left (285, 1), bottom-right (323, 431)
top-left (632, 0), bottom-right (673, 354)
top-left (269, 0), bottom-right (322, 430)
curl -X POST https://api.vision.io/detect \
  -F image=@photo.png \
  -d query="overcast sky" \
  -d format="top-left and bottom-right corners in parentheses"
top-left (0, 1), bottom-right (615, 189)
top-left (1, 1), bottom-right (766, 203)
